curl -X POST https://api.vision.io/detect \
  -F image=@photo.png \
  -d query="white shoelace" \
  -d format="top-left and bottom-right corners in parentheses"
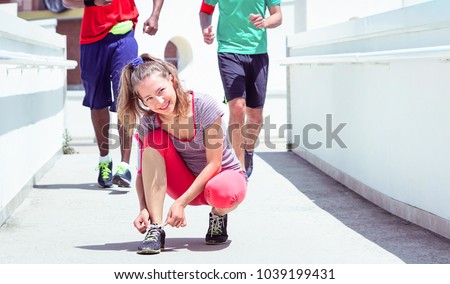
top-left (209, 216), bottom-right (224, 236)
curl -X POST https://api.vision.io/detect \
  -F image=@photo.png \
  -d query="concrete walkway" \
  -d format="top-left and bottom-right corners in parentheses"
top-left (1, 140), bottom-right (449, 264)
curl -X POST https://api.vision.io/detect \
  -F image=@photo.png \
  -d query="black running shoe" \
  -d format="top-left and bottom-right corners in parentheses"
top-left (137, 224), bottom-right (166, 254)
top-left (244, 150), bottom-right (254, 178)
top-left (97, 161), bottom-right (113, 188)
top-left (205, 212), bottom-right (228, 244)
top-left (112, 165), bottom-right (132, 187)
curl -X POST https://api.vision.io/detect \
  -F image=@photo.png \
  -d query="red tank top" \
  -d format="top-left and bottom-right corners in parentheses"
top-left (80, 0), bottom-right (139, 44)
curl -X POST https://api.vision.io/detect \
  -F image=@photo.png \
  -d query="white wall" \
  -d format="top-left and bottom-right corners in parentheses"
top-left (297, 0), bottom-right (432, 31)
top-left (285, 0), bottom-right (450, 238)
top-left (0, 4), bottom-right (71, 224)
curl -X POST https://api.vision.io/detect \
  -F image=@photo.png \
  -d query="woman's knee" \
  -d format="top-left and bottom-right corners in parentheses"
top-left (204, 170), bottom-right (247, 209)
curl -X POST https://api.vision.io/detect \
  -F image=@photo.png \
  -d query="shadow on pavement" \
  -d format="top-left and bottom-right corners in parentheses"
top-left (34, 183), bottom-right (129, 195)
top-left (258, 151), bottom-right (450, 264)
top-left (76, 238), bottom-right (230, 253)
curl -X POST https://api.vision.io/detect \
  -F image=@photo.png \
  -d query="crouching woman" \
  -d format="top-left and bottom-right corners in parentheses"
top-left (118, 54), bottom-right (247, 254)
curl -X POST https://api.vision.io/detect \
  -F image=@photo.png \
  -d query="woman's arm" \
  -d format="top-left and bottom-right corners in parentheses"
top-left (165, 116), bottom-right (224, 227)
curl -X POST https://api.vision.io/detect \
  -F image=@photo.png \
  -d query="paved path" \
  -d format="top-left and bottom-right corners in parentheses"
top-left (1, 141), bottom-right (449, 265)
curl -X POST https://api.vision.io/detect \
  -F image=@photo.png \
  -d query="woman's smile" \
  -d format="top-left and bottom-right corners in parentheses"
top-left (159, 100), bottom-right (170, 111)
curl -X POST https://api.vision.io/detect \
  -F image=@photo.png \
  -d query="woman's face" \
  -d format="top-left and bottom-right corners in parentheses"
top-left (136, 74), bottom-right (176, 116)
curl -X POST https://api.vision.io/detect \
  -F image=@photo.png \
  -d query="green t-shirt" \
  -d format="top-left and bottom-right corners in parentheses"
top-left (205, 0), bottom-right (281, 54)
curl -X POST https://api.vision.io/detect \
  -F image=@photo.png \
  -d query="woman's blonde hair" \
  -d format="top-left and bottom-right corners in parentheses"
top-left (117, 53), bottom-right (190, 135)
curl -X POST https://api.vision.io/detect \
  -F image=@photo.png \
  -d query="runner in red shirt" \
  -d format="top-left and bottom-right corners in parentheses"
top-left (63, 0), bottom-right (165, 188)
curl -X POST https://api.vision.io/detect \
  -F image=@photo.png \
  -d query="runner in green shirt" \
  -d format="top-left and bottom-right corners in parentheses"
top-left (200, 0), bottom-right (282, 179)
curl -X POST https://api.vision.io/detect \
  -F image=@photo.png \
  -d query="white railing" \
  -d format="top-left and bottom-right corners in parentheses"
top-left (280, 45), bottom-right (450, 65)
top-left (0, 50), bottom-right (77, 69)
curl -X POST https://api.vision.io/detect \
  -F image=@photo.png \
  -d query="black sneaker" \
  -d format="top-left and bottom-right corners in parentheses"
top-left (244, 150), bottom-right (254, 178)
top-left (112, 165), bottom-right (132, 187)
top-left (137, 224), bottom-right (166, 254)
top-left (205, 212), bottom-right (228, 244)
top-left (97, 161), bottom-right (113, 188)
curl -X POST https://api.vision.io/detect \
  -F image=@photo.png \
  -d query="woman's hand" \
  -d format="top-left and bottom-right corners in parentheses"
top-left (133, 209), bottom-right (150, 234)
top-left (165, 200), bottom-right (187, 228)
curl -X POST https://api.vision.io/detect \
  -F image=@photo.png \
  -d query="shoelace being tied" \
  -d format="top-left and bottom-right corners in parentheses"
top-left (144, 225), bottom-right (163, 242)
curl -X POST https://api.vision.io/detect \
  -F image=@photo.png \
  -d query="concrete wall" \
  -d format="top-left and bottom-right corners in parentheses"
top-left (0, 4), bottom-right (73, 225)
top-left (295, 0), bottom-right (432, 32)
top-left (285, 0), bottom-right (450, 238)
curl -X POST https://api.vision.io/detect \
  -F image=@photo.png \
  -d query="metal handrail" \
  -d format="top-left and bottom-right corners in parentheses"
top-left (0, 50), bottom-right (77, 69)
top-left (280, 45), bottom-right (450, 65)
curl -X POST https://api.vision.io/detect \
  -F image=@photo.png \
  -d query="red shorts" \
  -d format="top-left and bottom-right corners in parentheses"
top-left (140, 130), bottom-right (247, 208)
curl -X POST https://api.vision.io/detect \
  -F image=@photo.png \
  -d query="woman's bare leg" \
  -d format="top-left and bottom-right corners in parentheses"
top-left (141, 147), bottom-right (167, 225)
